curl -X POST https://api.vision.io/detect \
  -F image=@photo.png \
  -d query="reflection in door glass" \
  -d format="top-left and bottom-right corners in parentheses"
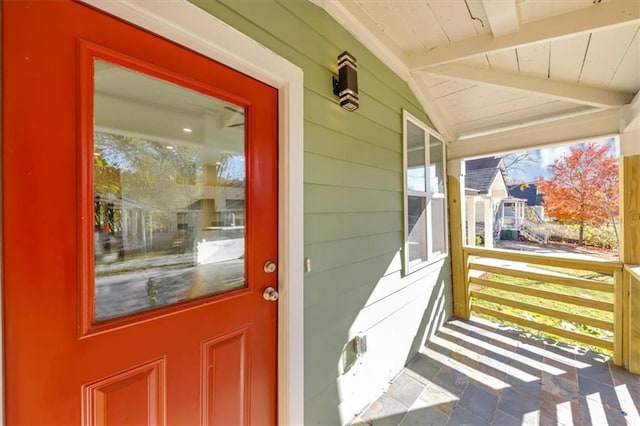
top-left (93, 60), bottom-right (246, 322)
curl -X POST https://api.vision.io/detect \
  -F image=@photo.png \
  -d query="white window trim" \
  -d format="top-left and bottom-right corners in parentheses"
top-left (403, 110), bottom-right (449, 274)
top-left (76, 1), bottom-right (305, 424)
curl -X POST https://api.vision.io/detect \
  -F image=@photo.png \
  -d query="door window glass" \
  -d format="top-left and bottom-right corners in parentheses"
top-left (93, 60), bottom-right (246, 322)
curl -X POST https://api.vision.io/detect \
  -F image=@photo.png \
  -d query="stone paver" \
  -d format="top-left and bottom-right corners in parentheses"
top-left (352, 318), bottom-right (639, 426)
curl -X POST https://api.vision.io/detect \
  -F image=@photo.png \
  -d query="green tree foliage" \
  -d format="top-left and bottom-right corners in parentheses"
top-left (94, 133), bottom-right (201, 231)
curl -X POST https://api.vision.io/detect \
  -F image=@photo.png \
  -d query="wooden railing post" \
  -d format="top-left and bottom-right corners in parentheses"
top-left (619, 138), bottom-right (640, 373)
top-left (613, 269), bottom-right (624, 366)
top-left (626, 268), bottom-right (640, 373)
top-left (447, 160), bottom-right (470, 319)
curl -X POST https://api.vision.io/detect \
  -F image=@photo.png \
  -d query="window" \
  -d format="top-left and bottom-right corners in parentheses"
top-left (403, 111), bottom-right (448, 272)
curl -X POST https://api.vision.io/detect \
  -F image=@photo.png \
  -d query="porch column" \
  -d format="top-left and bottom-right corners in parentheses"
top-left (466, 197), bottom-right (476, 246)
top-left (620, 131), bottom-right (640, 373)
top-left (483, 199), bottom-right (493, 248)
top-left (447, 160), bottom-right (470, 319)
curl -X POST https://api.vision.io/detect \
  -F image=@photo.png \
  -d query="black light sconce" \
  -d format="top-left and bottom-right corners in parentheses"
top-left (332, 51), bottom-right (359, 112)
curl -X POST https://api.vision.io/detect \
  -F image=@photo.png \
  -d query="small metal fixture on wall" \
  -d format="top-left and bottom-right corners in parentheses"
top-left (332, 51), bottom-right (359, 111)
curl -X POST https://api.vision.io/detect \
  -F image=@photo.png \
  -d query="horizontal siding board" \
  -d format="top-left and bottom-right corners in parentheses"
top-left (305, 184), bottom-right (402, 214)
top-left (305, 232), bottom-right (403, 274)
top-left (305, 121), bottom-right (402, 172)
top-left (304, 252), bottom-right (402, 309)
top-left (305, 212), bottom-right (403, 245)
top-left (305, 91), bottom-right (401, 152)
top-left (305, 152), bottom-right (401, 191)
top-left (304, 314), bottom-right (353, 402)
top-left (363, 259), bottom-right (451, 309)
top-left (218, 0), bottom-right (338, 69)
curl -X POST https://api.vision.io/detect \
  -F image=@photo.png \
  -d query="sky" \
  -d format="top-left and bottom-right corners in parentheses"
top-left (502, 136), bottom-right (619, 184)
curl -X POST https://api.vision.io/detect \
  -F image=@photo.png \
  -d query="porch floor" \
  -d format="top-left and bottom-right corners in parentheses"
top-left (353, 317), bottom-right (639, 426)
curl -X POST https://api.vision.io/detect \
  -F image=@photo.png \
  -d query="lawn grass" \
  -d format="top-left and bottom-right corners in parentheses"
top-left (471, 264), bottom-right (614, 355)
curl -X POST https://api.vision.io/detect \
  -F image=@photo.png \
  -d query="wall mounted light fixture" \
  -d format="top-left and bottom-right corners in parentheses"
top-left (332, 51), bottom-right (359, 112)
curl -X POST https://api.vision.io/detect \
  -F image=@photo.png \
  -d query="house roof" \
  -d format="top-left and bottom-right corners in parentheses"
top-left (465, 156), bottom-right (504, 194)
top-left (314, 0), bottom-right (640, 159)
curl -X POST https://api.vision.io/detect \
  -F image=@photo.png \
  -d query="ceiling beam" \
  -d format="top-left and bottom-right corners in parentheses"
top-left (482, 0), bottom-right (519, 38)
top-left (448, 109), bottom-right (620, 160)
top-left (620, 91), bottom-right (640, 133)
top-left (457, 107), bottom-right (602, 141)
top-left (422, 64), bottom-right (634, 108)
top-left (409, 0), bottom-right (640, 70)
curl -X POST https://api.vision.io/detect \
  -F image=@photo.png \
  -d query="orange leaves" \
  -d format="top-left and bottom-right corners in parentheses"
top-left (535, 143), bottom-right (619, 226)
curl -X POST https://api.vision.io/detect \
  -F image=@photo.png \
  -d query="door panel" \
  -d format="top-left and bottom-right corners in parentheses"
top-left (2, 1), bottom-right (278, 424)
top-left (202, 329), bottom-right (249, 425)
top-left (83, 358), bottom-right (166, 425)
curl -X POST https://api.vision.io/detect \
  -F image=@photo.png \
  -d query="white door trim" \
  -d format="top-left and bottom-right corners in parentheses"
top-left (77, 1), bottom-right (305, 424)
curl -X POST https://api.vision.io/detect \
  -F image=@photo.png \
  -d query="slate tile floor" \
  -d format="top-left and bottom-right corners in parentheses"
top-left (352, 318), bottom-right (639, 426)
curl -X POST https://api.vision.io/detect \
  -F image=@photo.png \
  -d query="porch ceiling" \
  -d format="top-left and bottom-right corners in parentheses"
top-left (313, 0), bottom-right (640, 158)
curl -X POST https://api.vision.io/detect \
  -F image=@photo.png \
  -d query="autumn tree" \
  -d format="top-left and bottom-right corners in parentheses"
top-left (535, 143), bottom-right (619, 246)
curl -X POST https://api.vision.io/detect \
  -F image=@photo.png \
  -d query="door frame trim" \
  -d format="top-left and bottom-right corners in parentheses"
top-left (78, 1), bottom-right (305, 423)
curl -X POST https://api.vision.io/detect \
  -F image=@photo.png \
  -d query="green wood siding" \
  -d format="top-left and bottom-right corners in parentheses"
top-left (189, 1), bottom-right (451, 424)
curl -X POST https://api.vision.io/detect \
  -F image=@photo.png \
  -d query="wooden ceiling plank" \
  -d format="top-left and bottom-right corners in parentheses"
top-left (425, 0), bottom-right (488, 42)
top-left (448, 96), bottom-right (558, 126)
top-left (549, 34), bottom-right (591, 83)
top-left (423, 63), bottom-right (634, 108)
top-left (427, 78), bottom-right (477, 99)
top-left (608, 27), bottom-right (640, 92)
top-left (517, 0), bottom-right (595, 26)
top-left (516, 42), bottom-right (551, 79)
top-left (487, 50), bottom-right (518, 72)
top-left (410, 75), bottom-right (456, 139)
top-left (458, 55), bottom-right (491, 69)
top-left (579, 24), bottom-right (640, 88)
top-left (408, 0), bottom-right (640, 70)
top-left (482, 0), bottom-right (520, 38)
top-left (439, 86), bottom-right (531, 112)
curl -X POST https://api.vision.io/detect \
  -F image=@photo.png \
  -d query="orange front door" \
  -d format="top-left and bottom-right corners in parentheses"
top-left (3, 1), bottom-right (278, 424)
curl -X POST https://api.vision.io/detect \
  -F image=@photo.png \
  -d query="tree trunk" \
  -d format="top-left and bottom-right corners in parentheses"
top-left (578, 222), bottom-right (584, 245)
top-left (610, 216), bottom-right (619, 248)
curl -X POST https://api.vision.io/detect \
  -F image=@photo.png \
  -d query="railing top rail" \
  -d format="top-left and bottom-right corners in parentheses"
top-left (463, 246), bottom-right (623, 274)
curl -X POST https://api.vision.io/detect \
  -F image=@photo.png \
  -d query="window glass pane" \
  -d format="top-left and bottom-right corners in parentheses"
top-left (429, 135), bottom-right (444, 194)
top-left (406, 121), bottom-right (426, 192)
top-left (407, 196), bottom-right (427, 264)
top-left (93, 59), bottom-right (246, 322)
top-left (429, 197), bottom-right (447, 255)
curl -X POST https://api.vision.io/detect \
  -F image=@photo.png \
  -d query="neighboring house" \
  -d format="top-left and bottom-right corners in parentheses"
top-left (2, 1), bottom-right (639, 425)
top-left (509, 183), bottom-right (546, 220)
top-left (464, 156), bottom-right (509, 247)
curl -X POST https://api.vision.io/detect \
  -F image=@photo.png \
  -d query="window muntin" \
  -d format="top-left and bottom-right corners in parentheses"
top-left (403, 111), bottom-right (448, 273)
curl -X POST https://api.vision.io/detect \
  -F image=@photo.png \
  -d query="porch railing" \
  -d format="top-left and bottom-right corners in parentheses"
top-left (462, 246), bottom-right (624, 364)
top-left (624, 265), bottom-right (640, 372)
